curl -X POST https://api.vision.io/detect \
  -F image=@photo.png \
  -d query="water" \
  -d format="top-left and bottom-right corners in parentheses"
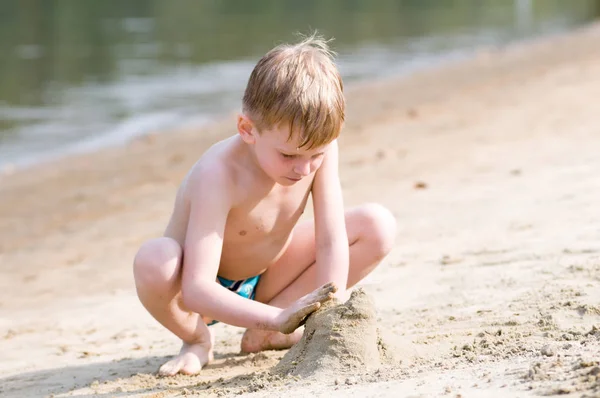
top-left (0, 0), bottom-right (598, 170)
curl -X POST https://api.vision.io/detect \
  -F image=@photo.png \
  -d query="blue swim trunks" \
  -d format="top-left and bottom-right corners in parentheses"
top-left (207, 275), bottom-right (260, 326)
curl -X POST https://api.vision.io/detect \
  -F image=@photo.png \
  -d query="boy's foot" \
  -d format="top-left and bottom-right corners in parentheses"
top-left (158, 336), bottom-right (214, 376)
top-left (240, 328), bottom-right (304, 353)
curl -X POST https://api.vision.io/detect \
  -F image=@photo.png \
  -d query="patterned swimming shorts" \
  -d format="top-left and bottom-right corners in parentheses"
top-left (207, 274), bottom-right (260, 326)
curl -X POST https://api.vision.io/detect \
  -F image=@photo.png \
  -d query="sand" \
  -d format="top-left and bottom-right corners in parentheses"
top-left (2, 22), bottom-right (600, 397)
top-left (273, 288), bottom-right (396, 379)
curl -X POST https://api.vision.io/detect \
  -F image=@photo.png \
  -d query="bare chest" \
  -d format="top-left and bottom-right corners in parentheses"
top-left (225, 185), bottom-right (311, 243)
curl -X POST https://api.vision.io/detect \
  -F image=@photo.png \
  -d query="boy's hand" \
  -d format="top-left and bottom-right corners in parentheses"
top-left (277, 282), bottom-right (338, 334)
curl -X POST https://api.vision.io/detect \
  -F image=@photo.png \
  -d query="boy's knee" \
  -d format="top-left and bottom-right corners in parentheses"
top-left (133, 237), bottom-right (182, 287)
top-left (357, 203), bottom-right (397, 260)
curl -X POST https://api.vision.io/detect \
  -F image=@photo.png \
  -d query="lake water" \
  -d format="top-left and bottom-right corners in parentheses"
top-left (0, 0), bottom-right (598, 170)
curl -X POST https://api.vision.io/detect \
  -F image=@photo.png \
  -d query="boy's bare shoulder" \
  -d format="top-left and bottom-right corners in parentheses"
top-left (182, 136), bottom-right (240, 202)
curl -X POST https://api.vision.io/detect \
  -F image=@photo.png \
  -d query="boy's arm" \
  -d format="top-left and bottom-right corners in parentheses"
top-left (311, 140), bottom-right (349, 298)
top-left (181, 164), bottom-right (334, 332)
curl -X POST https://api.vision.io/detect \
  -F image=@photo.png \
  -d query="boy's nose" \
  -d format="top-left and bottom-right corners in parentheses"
top-left (294, 160), bottom-right (311, 176)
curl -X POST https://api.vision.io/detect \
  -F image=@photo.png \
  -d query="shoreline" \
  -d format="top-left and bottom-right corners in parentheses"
top-left (1, 20), bottom-right (596, 191)
top-left (2, 21), bottom-right (600, 397)
top-left (0, 20), bottom-right (590, 175)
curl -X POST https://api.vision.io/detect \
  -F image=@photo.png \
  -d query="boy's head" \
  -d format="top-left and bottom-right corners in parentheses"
top-left (238, 33), bottom-right (345, 184)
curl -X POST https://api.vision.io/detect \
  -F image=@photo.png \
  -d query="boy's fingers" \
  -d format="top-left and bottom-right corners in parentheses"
top-left (298, 302), bottom-right (320, 319)
top-left (316, 290), bottom-right (335, 303)
top-left (319, 282), bottom-right (338, 294)
top-left (296, 302), bottom-right (321, 327)
top-left (294, 302), bottom-right (320, 325)
top-left (279, 302), bottom-right (320, 334)
top-left (316, 283), bottom-right (337, 300)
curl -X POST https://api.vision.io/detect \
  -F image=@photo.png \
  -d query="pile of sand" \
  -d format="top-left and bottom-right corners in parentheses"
top-left (273, 288), bottom-right (396, 380)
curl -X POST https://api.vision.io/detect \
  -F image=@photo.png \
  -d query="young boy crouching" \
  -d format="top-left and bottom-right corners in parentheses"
top-left (133, 34), bottom-right (397, 376)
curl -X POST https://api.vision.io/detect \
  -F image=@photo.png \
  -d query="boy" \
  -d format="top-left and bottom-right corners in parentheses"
top-left (133, 34), bottom-right (397, 376)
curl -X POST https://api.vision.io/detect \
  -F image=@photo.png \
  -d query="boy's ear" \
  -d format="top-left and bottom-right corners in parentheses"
top-left (237, 114), bottom-right (256, 145)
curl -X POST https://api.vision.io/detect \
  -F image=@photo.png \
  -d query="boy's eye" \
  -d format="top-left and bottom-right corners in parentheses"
top-left (281, 153), bottom-right (296, 159)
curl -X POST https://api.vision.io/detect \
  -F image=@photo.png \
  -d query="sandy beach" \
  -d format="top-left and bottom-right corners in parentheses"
top-left (2, 22), bottom-right (600, 397)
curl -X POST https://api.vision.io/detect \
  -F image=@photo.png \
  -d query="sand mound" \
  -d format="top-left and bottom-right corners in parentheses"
top-left (273, 288), bottom-right (396, 379)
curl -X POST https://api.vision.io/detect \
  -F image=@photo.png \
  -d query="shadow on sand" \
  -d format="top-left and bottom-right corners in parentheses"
top-left (1, 351), bottom-right (275, 397)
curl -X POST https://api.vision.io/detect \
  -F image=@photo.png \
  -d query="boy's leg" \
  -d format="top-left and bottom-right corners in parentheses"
top-left (241, 203), bottom-right (396, 353)
top-left (133, 237), bottom-right (214, 376)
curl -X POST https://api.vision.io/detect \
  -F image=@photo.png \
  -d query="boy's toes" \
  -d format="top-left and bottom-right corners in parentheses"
top-left (158, 354), bottom-right (202, 376)
top-left (158, 358), bottom-right (183, 377)
top-left (179, 357), bottom-right (202, 375)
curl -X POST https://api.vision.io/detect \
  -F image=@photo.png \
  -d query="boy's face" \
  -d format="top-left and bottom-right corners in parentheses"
top-left (238, 115), bottom-right (329, 186)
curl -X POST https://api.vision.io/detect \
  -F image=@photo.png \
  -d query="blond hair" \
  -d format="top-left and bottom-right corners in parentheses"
top-left (242, 33), bottom-right (345, 149)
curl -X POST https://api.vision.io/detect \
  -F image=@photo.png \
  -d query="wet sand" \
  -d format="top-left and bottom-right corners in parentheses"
top-left (1, 23), bottom-right (600, 397)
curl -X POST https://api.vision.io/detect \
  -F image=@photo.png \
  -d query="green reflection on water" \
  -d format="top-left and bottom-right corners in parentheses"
top-left (0, 0), bottom-right (598, 143)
